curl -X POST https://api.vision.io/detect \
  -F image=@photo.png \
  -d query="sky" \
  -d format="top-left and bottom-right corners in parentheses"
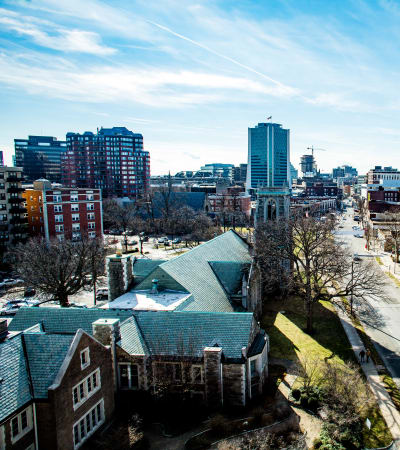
top-left (1, 0), bottom-right (400, 175)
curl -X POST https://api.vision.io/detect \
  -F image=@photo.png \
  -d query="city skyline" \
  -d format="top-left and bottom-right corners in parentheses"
top-left (2, 1), bottom-right (400, 174)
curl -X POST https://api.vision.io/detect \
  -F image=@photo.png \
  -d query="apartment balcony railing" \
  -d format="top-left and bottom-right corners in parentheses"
top-left (10, 217), bottom-right (28, 225)
top-left (9, 206), bottom-right (27, 214)
top-left (7, 187), bottom-right (24, 194)
top-left (8, 197), bottom-right (25, 204)
top-left (6, 176), bottom-right (23, 182)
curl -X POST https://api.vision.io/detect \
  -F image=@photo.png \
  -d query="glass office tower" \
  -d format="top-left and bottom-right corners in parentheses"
top-left (246, 122), bottom-right (290, 190)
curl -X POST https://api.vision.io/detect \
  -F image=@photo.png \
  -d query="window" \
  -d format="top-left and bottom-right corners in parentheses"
top-left (191, 365), bottom-right (204, 383)
top-left (81, 348), bottom-right (90, 369)
top-left (87, 203), bottom-right (94, 211)
top-left (86, 194), bottom-right (94, 201)
top-left (55, 224), bottom-right (64, 233)
top-left (72, 368), bottom-right (100, 410)
top-left (88, 231), bottom-right (96, 239)
top-left (72, 213), bottom-right (80, 222)
top-left (72, 223), bottom-right (80, 231)
top-left (54, 205), bottom-right (62, 213)
top-left (73, 399), bottom-right (105, 449)
top-left (155, 362), bottom-right (182, 382)
top-left (54, 195), bottom-right (62, 202)
top-left (71, 204), bottom-right (79, 212)
top-left (71, 195), bottom-right (78, 202)
top-left (57, 234), bottom-right (64, 242)
top-left (119, 364), bottom-right (139, 389)
top-left (87, 212), bottom-right (95, 220)
top-left (55, 215), bottom-right (63, 223)
top-left (88, 222), bottom-right (95, 230)
top-left (10, 406), bottom-right (33, 443)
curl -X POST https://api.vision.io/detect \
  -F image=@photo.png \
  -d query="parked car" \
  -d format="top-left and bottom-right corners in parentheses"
top-left (128, 240), bottom-right (138, 245)
top-left (110, 229), bottom-right (123, 236)
top-left (0, 278), bottom-right (24, 287)
top-left (96, 288), bottom-right (108, 300)
top-left (355, 234), bottom-right (364, 238)
top-left (353, 256), bottom-right (362, 262)
top-left (68, 302), bottom-right (88, 308)
top-left (142, 236), bottom-right (149, 242)
top-left (0, 299), bottom-right (30, 316)
top-left (172, 238), bottom-right (181, 244)
top-left (158, 237), bottom-right (168, 243)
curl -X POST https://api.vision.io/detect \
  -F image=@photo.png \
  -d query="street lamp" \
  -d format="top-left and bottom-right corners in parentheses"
top-left (350, 255), bottom-right (361, 316)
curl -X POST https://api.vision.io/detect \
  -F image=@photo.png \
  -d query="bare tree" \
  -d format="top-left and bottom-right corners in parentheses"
top-left (356, 197), bottom-right (368, 229)
top-left (12, 237), bottom-right (105, 306)
top-left (103, 199), bottom-right (138, 253)
top-left (256, 214), bottom-right (385, 333)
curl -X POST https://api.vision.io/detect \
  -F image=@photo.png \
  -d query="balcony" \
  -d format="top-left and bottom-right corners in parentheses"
top-left (6, 176), bottom-right (23, 182)
top-left (8, 197), bottom-right (25, 204)
top-left (7, 186), bottom-right (24, 194)
top-left (10, 217), bottom-right (28, 225)
top-left (9, 206), bottom-right (27, 214)
top-left (10, 225), bottom-right (28, 234)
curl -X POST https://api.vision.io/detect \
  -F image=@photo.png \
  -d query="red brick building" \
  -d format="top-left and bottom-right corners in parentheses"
top-left (23, 181), bottom-right (103, 241)
top-left (62, 127), bottom-right (150, 198)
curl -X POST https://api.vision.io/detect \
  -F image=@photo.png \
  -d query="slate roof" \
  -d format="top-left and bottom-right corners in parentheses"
top-left (9, 307), bottom-right (133, 335)
top-left (132, 259), bottom-right (166, 284)
top-left (118, 317), bottom-right (149, 355)
top-left (0, 334), bottom-right (32, 422)
top-left (247, 330), bottom-right (267, 357)
top-left (23, 333), bottom-right (74, 398)
top-left (10, 308), bottom-right (256, 361)
top-left (133, 230), bottom-right (252, 312)
top-left (134, 311), bottom-right (254, 360)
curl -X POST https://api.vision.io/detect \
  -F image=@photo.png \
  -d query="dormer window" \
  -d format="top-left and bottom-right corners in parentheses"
top-left (80, 348), bottom-right (90, 370)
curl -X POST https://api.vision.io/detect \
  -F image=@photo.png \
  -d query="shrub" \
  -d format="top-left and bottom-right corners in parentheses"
top-left (308, 396), bottom-right (319, 412)
top-left (300, 393), bottom-right (309, 408)
top-left (292, 388), bottom-right (301, 400)
top-left (312, 437), bottom-right (322, 449)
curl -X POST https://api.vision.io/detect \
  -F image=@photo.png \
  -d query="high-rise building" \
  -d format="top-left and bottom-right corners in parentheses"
top-left (367, 166), bottom-right (400, 184)
top-left (200, 163), bottom-right (234, 180)
top-left (246, 122), bottom-right (290, 190)
top-left (62, 127), bottom-right (150, 198)
top-left (289, 163), bottom-right (298, 183)
top-left (300, 154), bottom-right (316, 177)
top-left (0, 151), bottom-right (4, 167)
top-left (0, 167), bottom-right (28, 252)
top-left (14, 136), bottom-right (67, 183)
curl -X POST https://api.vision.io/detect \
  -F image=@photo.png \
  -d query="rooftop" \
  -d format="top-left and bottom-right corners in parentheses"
top-left (104, 290), bottom-right (192, 311)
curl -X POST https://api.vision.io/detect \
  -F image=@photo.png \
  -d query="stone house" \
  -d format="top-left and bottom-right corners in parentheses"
top-left (10, 307), bottom-right (269, 408)
top-left (106, 230), bottom-right (262, 316)
top-left (0, 318), bottom-right (114, 450)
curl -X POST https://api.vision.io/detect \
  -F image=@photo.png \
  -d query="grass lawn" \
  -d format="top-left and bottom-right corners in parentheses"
top-left (261, 296), bottom-right (392, 448)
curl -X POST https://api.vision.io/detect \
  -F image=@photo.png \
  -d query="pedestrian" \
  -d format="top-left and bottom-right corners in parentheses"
top-left (360, 349), bottom-right (365, 363)
top-left (366, 349), bottom-right (371, 363)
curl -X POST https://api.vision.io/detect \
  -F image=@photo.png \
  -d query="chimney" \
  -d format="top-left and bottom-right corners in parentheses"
top-left (150, 279), bottom-right (159, 295)
top-left (0, 318), bottom-right (7, 340)
top-left (92, 318), bottom-right (120, 346)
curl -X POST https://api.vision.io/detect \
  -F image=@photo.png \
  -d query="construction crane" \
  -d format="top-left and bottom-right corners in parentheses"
top-left (307, 146), bottom-right (327, 157)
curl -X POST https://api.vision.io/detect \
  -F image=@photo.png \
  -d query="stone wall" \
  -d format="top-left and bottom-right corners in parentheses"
top-left (107, 255), bottom-right (133, 301)
top-left (222, 363), bottom-right (245, 406)
top-left (204, 347), bottom-right (223, 409)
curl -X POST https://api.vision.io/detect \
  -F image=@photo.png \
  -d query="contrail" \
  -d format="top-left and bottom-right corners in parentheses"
top-left (147, 20), bottom-right (296, 94)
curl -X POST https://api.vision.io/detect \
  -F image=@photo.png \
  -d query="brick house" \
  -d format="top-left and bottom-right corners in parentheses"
top-left (1, 318), bottom-right (114, 450)
top-left (10, 307), bottom-right (269, 408)
top-left (23, 179), bottom-right (103, 241)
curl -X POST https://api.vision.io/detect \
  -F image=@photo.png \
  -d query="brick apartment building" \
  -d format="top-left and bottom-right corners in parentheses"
top-left (0, 318), bottom-right (114, 450)
top-left (0, 166), bottom-right (28, 252)
top-left (305, 182), bottom-right (341, 198)
top-left (62, 127), bottom-right (150, 198)
top-left (23, 180), bottom-right (103, 241)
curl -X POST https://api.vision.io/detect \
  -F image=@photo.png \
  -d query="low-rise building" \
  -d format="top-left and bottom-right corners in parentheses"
top-left (23, 180), bottom-right (103, 241)
top-left (0, 318), bottom-right (114, 450)
top-left (10, 307), bottom-right (269, 408)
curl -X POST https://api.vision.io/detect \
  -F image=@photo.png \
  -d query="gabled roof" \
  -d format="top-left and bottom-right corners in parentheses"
top-left (9, 307), bottom-right (133, 335)
top-left (0, 334), bottom-right (32, 422)
top-left (134, 311), bottom-right (254, 360)
top-left (10, 308), bottom-right (256, 361)
top-left (153, 230), bottom-right (252, 312)
top-left (118, 317), bottom-right (149, 355)
top-left (23, 333), bottom-right (74, 398)
top-left (132, 259), bottom-right (166, 284)
top-left (209, 261), bottom-right (250, 295)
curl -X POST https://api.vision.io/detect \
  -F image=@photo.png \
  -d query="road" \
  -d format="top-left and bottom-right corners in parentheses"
top-left (336, 205), bottom-right (400, 386)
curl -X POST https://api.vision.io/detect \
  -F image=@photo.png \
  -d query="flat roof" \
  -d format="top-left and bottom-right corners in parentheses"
top-left (103, 290), bottom-right (192, 311)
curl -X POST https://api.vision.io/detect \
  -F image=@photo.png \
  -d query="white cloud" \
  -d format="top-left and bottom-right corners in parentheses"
top-left (0, 52), bottom-right (298, 107)
top-left (0, 8), bottom-right (115, 55)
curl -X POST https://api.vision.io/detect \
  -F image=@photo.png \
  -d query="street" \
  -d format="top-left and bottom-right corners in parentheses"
top-left (336, 206), bottom-right (400, 387)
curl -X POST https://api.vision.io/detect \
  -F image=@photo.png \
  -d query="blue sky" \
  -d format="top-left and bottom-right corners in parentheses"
top-left (1, 0), bottom-right (400, 175)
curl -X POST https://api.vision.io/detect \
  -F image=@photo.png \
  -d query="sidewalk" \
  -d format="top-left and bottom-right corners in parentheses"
top-left (335, 305), bottom-right (400, 445)
top-left (372, 250), bottom-right (400, 283)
